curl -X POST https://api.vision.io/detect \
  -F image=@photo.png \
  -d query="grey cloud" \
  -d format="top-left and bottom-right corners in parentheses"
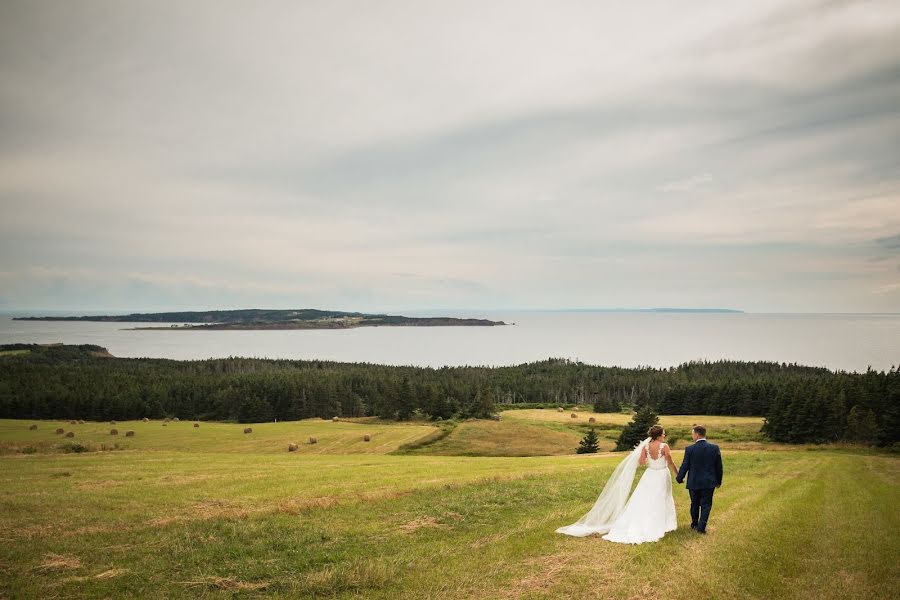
top-left (1, 0), bottom-right (899, 312)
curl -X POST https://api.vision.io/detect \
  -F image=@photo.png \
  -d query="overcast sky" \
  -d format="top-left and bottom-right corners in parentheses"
top-left (1, 0), bottom-right (898, 313)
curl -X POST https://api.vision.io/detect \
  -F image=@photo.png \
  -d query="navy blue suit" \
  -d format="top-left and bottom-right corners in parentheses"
top-left (676, 439), bottom-right (723, 533)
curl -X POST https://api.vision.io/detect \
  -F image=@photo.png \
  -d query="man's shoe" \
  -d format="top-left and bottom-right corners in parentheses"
top-left (696, 529), bottom-right (706, 534)
top-left (690, 523), bottom-right (697, 530)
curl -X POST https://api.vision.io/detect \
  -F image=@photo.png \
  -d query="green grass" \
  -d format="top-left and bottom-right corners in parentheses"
top-left (0, 418), bottom-right (896, 599)
top-left (501, 409), bottom-right (768, 447)
top-left (0, 418), bottom-right (437, 455)
top-left (0, 349), bottom-right (30, 357)
top-left (401, 419), bottom-right (588, 456)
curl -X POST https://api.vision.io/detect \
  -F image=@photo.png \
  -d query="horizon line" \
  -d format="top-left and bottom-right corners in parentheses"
top-left (2, 307), bottom-right (899, 316)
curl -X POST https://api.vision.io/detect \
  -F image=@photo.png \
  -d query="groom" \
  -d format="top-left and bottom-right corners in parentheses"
top-left (676, 424), bottom-right (723, 534)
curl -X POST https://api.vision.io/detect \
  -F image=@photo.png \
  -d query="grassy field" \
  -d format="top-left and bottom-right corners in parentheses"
top-left (401, 419), bottom-right (586, 456)
top-left (0, 418), bottom-right (897, 599)
top-left (0, 418), bottom-right (437, 456)
top-left (501, 409), bottom-right (767, 447)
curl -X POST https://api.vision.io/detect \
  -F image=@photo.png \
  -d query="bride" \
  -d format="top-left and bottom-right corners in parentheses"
top-left (556, 425), bottom-right (678, 544)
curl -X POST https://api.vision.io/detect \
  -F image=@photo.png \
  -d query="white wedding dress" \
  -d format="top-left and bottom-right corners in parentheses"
top-left (556, 438), bottom-right (677, 544)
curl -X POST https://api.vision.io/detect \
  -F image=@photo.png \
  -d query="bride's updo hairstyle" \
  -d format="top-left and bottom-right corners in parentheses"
top-left (648, 425), bottom-right (665, 440)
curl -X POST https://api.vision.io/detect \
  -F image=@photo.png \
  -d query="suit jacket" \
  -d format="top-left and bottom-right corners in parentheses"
top-left (676, 439), bottom-right (723, 490)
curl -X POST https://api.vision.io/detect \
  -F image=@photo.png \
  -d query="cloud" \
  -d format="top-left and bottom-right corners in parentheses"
top-left (1, 0), bottom-right (899, 312)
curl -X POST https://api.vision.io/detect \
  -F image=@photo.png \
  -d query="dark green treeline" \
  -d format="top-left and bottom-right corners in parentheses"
top-left (0, 344), bottom-right (896, 446)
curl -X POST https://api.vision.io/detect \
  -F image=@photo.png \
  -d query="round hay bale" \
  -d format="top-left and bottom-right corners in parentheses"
top-left (243, 427), bottom-right (252, 434)
top-left (570, 413), bottom-right (578, 419)
top-left (193, 422), bottom-right (200, 428)
top-left (55, 428), bottom-right (64, 435)
top-left (363, 434), bottom-right (371, 442)
top-left (173, 417), bottom-right (179, 422)
top-left (556, 407), bottom-right (564, 412)
top-left (142, 417), bottom-right (149, 422)
top-left (125, 430), bottom-right (135, 437)
top-left (29, 424), bottom-right (38, 430)
top-left (332, 416), bottom-right (339, 422)
top-left (110, 429), bottom-right (118, 435)
top-left (77, 420), bottom-right (84, 424)
top-left (163, 417), bottom-right (170, 423)
top-left (65, 431), bottom-right (75, 438)
top-left (588, 417), bottom-right (596, 423)
top-left (69, 420), bottom-right (77, 424)
top-left (110, 420), bottom-right (116, 425)
top-left (308, 436), bottom-right (317, 444)
top-left (288, 443), bottom-right (298, 452)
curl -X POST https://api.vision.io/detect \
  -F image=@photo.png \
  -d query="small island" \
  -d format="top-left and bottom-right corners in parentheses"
top-left (13, 308), bottom-right (508, 330)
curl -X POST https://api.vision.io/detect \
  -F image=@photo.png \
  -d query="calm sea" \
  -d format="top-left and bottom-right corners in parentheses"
top-left (0, 311), bottom-right (897, 373)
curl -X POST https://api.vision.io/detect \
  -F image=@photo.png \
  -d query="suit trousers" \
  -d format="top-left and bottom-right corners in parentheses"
top-left (689, 487), bottom-right (715, 532)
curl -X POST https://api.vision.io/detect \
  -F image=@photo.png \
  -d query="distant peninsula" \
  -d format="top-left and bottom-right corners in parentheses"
top-left (550, 307), bottom-right (744, 313)
top-left (13, 308), bottom-right (508, 330)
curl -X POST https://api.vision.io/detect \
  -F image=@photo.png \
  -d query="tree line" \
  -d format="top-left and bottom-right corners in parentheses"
top-left (0, 344), bottom-right (896, 446)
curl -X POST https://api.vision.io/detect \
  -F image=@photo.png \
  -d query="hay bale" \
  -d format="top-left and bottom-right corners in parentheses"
top-left (29, 424), bottom-right (38, 430)
top-left (308, 436), bottom-right (317, 444)
top-left (125, 430), bottom-right (135, 437)
top-left (77, 420), bottom-right (84, 424)
top-left (556, 407), bottom-right (564, 412)
top-left (588, 417), bottom-right (596, 423)
top-left (193, 422), bottom-right (200, 428)
top-left (243, 427), bottom-right (252, 434)
top-left (65, 431), bottom-right (75, 438)
top-left (288, 443), bottom-right (298, 452)
top-left (55, 428), bottom-right (64, 435)
top-left (142, 417), bottom-right (149, 422)
top-left (173, 417), bottom-right (179, 422)
top-left (332, 416), bottom-right (339, 422)
top-left (69, 420), bottom-right (77, 424)
top-left (570, 413), bottom-right (578, 418)
top-left (110, 429), bottom-right (118, 435)
top-left (110, 420), bottom-right (116, 425)
top-left (364, 434), bottom-right (371, 442)
top-left (163, 418), bottom-right (170, 423)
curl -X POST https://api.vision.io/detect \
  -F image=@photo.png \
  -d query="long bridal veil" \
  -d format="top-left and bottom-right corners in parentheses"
top-left (556, 437), bottom-right (651, 537)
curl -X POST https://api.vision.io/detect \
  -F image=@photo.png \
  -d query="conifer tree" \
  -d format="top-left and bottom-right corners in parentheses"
top-left (845, 405), bottom-right (878, 444)
top-left (615, 406), bottom-right (659, 451)
top-left (576, 427), bottom-right (601, 454)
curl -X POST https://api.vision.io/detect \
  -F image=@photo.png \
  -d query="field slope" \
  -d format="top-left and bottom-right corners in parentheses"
top-left (0, 419), bottom-right (896, 599)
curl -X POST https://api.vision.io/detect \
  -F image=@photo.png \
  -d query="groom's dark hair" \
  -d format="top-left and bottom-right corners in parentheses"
top-left (692, 424), bottom-right (707, 437)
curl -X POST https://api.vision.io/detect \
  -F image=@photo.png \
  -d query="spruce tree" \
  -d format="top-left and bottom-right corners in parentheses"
top-left (576, 427), bottom-right (601, 454)
top-left (845, 405), bottom-right (878, 444)
top-left (615, 406), bottom-right (659, 451)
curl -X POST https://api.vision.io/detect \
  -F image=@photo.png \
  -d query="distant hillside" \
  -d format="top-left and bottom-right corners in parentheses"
top-left (13, 308), bottom-right (507, 330)
top-left (553, 307), bottom-right (744, 313)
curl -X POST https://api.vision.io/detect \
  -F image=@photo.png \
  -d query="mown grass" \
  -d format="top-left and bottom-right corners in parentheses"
top-left (502, 409), bottom-right (767, 447)
top-left (0, 419), bottom-right (896, 599)
top-left (0, 418), bottom-right (437, 455)
top-left (401, 419), bottom-right (587, 456)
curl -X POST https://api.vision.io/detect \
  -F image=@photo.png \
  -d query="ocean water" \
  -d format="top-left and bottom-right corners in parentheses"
top-left (0, 312), bottom-right (897, 372)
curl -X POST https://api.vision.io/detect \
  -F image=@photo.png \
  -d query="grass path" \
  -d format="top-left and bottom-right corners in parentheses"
top-left (1, 448), bottom-right (896, 599)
